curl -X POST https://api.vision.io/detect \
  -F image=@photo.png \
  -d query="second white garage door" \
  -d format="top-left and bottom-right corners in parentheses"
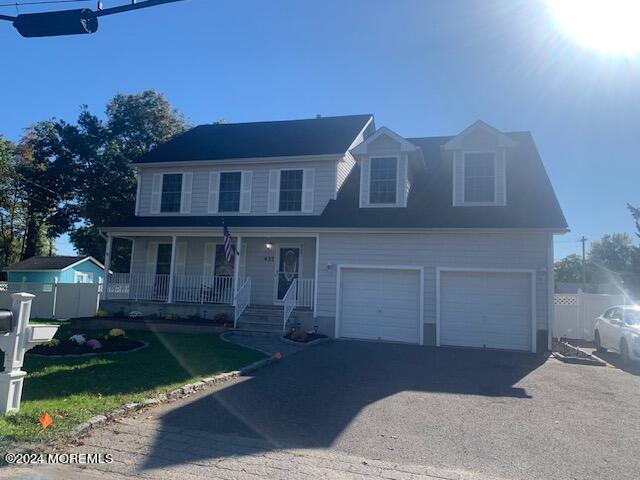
top-left (339, 268), bottom-right (422, 344)
top-left (439, 271), bottom-right (533, 351)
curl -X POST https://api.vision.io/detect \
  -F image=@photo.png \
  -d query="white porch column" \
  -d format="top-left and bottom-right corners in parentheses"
top-left (232, 236), bottom-right (243, 306)
top-left (167, 235), bottom-right (178, 304)
top-left (313, 234), bottom-right (319, 318)
top-left (102, 234), bottom-right (113, 300)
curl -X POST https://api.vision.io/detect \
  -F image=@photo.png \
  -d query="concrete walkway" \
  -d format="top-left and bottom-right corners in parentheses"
top-left (221, 330), bottom-right (306, 357)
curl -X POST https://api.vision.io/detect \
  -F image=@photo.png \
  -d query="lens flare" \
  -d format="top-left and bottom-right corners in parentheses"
top-left (547, 0), bottom-right (640, 55)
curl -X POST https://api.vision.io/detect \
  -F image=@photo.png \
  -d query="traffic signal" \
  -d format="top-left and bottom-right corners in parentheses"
top-left (12, 9), bottom-right (98, 38)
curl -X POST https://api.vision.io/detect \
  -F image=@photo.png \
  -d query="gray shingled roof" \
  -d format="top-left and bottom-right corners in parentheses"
top-left (134, 114), bottom-right (374, 164)
top-left (105, 131), bottom-right (567, 231)
top-left (5, 256), bottom-right (93, 271)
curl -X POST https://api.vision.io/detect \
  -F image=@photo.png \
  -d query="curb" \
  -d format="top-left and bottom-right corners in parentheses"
top-left (70, 355), bottom-right (276, 439)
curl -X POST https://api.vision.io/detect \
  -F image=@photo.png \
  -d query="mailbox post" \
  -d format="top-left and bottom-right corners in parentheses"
top-left (0, 293), bottom-right (59, 414)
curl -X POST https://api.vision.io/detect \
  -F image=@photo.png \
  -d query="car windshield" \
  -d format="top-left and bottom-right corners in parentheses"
top-left (625, 310), bottom-right (640, 325)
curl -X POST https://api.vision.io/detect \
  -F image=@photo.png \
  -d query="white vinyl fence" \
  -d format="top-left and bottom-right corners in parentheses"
top-left (554, 291), bottom-right (626, 341)
top-left (0, 281), bottom-right (100, 319)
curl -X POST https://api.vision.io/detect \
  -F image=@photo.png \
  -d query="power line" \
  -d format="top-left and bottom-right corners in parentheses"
top-left (0, 0), bottom-right (91, 8)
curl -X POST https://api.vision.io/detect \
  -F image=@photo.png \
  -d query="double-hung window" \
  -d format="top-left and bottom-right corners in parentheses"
top-left (218, 172), bottom-right (242, 212)
top-left (160, 174), bottom-right (183, 212)
top-left (279, 170), bottom-right (303, 211)
top-left (369, 157), bottom-right (397, 204)
top-left (463, 153), bottom-right (495, 203)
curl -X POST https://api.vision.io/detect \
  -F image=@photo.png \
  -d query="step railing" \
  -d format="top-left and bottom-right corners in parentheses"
top-left (296, 278), bottom-right (314, 308)
top-left (282, 279), bottom-right (298, 332)
top-left (234, 277), bottom-right (252, 328)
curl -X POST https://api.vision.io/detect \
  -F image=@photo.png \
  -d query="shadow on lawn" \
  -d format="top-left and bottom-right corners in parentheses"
top-left (143, 341), bottom-right (547, 470)
top-left (17, 331), bottom-right (263, 401)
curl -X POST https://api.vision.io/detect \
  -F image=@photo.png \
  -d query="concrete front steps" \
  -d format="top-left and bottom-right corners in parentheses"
top-left (235, 305), bottom-right (313, 334)
top-left (236, 305), bottom-right (285, 334)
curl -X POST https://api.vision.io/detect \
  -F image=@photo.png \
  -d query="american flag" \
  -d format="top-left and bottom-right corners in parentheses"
top-left (223, 224), bottom-right (238, 262)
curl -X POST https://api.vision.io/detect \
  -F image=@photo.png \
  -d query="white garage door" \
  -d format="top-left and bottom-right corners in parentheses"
top-left (339, 268), bottom-right (421, 344)
top-left (440, 271), bottom-right (533, 351)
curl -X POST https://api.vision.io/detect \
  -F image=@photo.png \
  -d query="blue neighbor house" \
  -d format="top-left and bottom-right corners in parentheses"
top-left (4, 256), bottom-right (106, 284)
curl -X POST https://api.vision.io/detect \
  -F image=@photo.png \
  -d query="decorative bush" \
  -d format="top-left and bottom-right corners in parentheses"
top-left (42, 338), bottom-right (61, 348)
top-left (165, 313), bottom-right (180, 321)
top-left (291, 330), bottom-right (307, 342)
top-left (108, 328), bottom-right (125, 338)
top-left (214, 312), bottom-right (230, 325)
top-left (95, 310), bottom-right (108, 318)
top-left (68, 334), bottom-right (87, 345)
top-left (86, 339), bottom-right (102, 350)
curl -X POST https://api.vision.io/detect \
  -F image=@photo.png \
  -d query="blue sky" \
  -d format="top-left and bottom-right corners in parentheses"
top-left (1, 0), bottom-right (639, 259)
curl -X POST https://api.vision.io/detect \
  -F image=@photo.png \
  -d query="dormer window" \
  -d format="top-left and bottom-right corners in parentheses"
top-left (369, 157), bottom-right (398, 204)
top-left (351, 127), bottom-right (418, 209)
top-left (463, 152), bottom-right (495, 203)
top-left (443, 120), bottom-right (517, 207)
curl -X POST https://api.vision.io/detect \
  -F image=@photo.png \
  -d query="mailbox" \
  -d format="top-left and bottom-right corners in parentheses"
top-left (0, 310), bottom-right (12, 333)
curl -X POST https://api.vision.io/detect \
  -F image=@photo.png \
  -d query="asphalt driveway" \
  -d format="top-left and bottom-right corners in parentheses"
top-left (24, 341), bottom-right (640, 480)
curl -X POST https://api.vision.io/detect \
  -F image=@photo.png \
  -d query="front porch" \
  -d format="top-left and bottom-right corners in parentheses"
top-left (101, 234), bottom-right (317, 332)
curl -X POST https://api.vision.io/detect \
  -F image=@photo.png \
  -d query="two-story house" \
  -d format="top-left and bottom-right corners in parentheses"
top-left (100, 114), bottom-right (567, 352)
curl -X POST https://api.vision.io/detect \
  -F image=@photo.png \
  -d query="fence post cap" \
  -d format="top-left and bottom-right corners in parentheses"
top-left (10, 292), bottom-right (35, 301)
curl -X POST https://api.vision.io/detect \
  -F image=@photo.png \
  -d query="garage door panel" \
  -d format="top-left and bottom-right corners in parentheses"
top-left (440, 271), bottom-right (532, 351)
top-left (339, 268), bottom-right (421, 344)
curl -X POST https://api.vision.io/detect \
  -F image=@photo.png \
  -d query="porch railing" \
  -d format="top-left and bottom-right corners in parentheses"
top-left (107, 273), bottom-right (234, 305)
top-left (234, 277), bottom-right (251, 327)
top-left (282, 278), bottom-right (297, 332)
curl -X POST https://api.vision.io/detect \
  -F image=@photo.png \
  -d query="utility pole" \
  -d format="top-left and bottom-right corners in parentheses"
top-left (579, 236), bottom-right (588, 286)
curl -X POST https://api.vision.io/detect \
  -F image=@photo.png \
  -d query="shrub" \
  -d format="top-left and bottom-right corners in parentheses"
top-left (291, 330), bottom-right (307, 342)
top-left (68, 334), bottom-right (87, 345)
top-left (42, 338), bottom-right (61, 348)
top-left (165, 313), bottom-right (180, 321)
top-left (95, 310), bottom-right (108, 318)
top-left (86, 339), bottom-right (102, 350)
top-left (214, 312), bottom-right (230, 325)
top-left (108, 328), bottom-right (125, 338)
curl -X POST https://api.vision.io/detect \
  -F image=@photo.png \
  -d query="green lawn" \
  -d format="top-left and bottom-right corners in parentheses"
top-left (0, 322), bottom-right (265, 446)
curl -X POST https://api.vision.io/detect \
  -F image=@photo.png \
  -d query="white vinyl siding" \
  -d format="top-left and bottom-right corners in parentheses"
top-left (315, 231), bottom-right (549, 344)
top-left (136, 159), bottom-right (337, 216)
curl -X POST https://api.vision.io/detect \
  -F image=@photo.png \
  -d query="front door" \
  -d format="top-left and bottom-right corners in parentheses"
top-left (274, 245), bottom-right (301, 302)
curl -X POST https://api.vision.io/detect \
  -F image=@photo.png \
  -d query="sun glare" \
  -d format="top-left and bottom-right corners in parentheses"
top-left (547, 0), bottom-right (640, 55)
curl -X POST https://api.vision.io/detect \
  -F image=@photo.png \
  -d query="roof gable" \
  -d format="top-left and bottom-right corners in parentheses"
top-left (443, 120), bottom-right (519, 151)
top-left (351, 127), bottom-right (419, 155)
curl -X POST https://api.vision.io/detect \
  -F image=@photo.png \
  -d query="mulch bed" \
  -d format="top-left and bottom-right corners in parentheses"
top-left (29, 338), bottom-right (146, 356)
top-left (282, 332), bottom-right (329, 344)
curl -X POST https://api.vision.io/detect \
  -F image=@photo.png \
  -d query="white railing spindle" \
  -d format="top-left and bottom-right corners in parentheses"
top-left (282, 279), bottom-right (298, 332)
top-left (234, 277), bottom-right (251, 327)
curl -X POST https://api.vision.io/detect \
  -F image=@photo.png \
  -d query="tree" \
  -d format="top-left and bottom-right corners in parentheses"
top-left (554, 254), bottom-right (585, 283)
top-left (14, 121), bottom-right (79, 259)
top-left (67, 91), bottom-right (188, 271)
top-left (588, 233), bottom-right (636, 274)
top-left (0, 135), bottom-right (20, 271)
